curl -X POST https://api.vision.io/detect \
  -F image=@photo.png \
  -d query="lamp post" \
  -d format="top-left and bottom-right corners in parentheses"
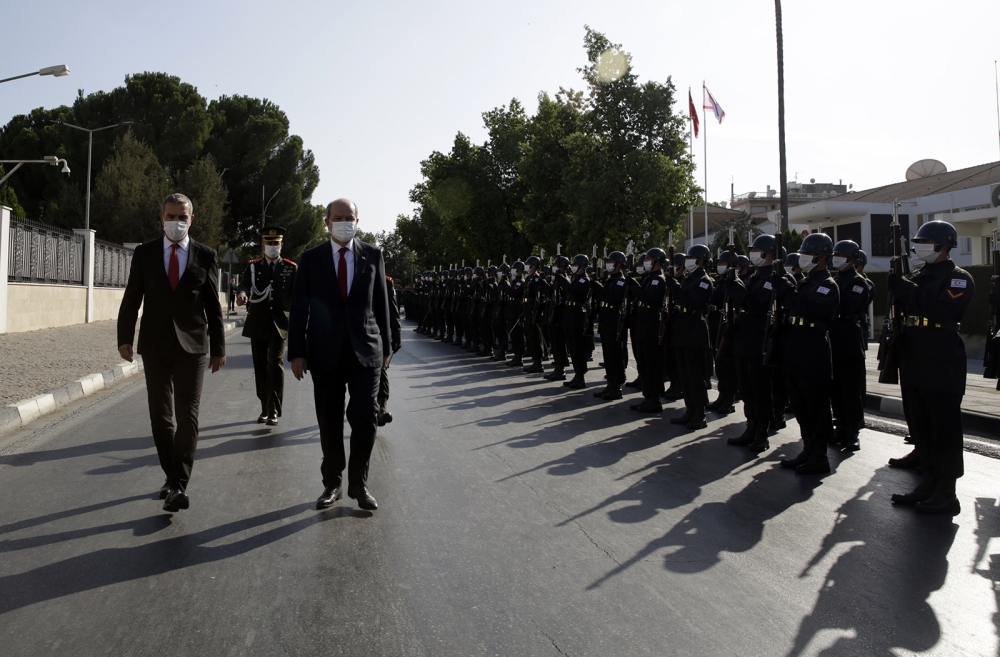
top-left (0, 156), bottom-right (71, 186)
top-left (261, 187), bottom-right (280, 229)
top-left (0, 65), bottom-right (70, 85)
top-left (775, 1), bottom-right (789, 233)
top-left (49, 121), bottom-right (132, 230)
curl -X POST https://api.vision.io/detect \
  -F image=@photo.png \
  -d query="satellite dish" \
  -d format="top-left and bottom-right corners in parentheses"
top-left (991, 185), bottom-right (1000, 208)
top-left (905, 159), bottom-right (947, 180)
top-left (809, 178), bottom-right (815, 183)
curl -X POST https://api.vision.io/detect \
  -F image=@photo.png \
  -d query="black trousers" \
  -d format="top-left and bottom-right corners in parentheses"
top-left (676, 348), bottom-right (710, 409)
top-left (715, 357), bottom-right (737, 403)
top-left (526, 321), bottom-right (542, 363)
top-left (508, 318), bottom-right (524, 359)
top-left (736, 356), bottom-right (774, 422)
top-left (787, 375), bottom-right (834, 453)
top-left (636, 338), bottom-right (664, 399)
top-left (480, 313), bottom-right (494, 351)
top-left (454, 312), bottom-right (465, 343)
top-left (142, 345), bottom-right (206, 492)
top-left (550, 325), bottom-right (568, 371)
top-left (310, 342), bottom-right (381, 489)
top-left (566, 326), bottom-right (588, 376)
top-left (902, 386), bottom-right (964, 479)
top-left (378, 367), bottom-right (390, 407)
top-left (250, 329), bottom-right (286, 416)
top-left (830, 357), bottom-right (865, 431)
top-left (466, 312), bottom-right (480, 347)
top-left (772, 369), bottom-right (789, 417)
top-left (495, 317), bottom-right (508, 356)
top-left (602, 335), bottom-right (628, 386)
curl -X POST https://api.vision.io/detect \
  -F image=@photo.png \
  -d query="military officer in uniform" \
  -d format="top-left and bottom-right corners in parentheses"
top-left (770, 233), bottom-right (840, 474)
top-left (522, 256), bottom-right (545, 373)
top-left (236, 226), bottom-right (296, 425)
top-left (544, 256), bottom-right (571, 381)
top-left (501, 261), bottom-right (526, 366)
top-left (665, 244), bottom-right (714, 430)
top-left (630, 248), bottom-right (668, 413)
top-left (558, 254), bottom-right (593, 389)
top-left (888, 220), bottom-right (974, 516)
top-left (828, 240), bottom-right (870, 451)
top-left (593, 251), bottom-right (629, 400)
top-left (707, 250), bottom-right (737, 414)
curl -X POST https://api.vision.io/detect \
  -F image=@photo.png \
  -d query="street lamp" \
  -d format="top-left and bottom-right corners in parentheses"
top-left (261, 187), bottom-right (279, 228)
top-left (49, 120), bottom-right (133, 230)
top-left (0, 156), bottom-right (71, 186)
top-left (0, 65), bottom-right (70, 85)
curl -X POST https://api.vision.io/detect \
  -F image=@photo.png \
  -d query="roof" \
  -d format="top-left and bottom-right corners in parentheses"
top-left (827, 160), bottom-right (1000, 204)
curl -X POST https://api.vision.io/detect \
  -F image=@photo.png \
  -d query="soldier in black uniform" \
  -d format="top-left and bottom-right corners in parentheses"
top-left (725, 235), bottom-right (780, 451)
top-left (465, 267), bottom-right (483, 352)
top-left (662, 251), bottom-right (687, 401)
top-left (378, 276), bottom-right (403, 426)
top-left (624, 258), bottom-right (646, 389)
top-left (236, 226), bottom-right (296, 426)
top-left (444, 269), bottom-right (458, 343)
top-left (558, 254), bottom-right (593, 389)
top-left (593, 251), bottom-right (629, 400)
top-left (665, 244), bottom-right (714, 430)
top-left (545, 256), bottom-right (571, 381)
top-left (827, 240), bottom-right (870, 451)
top-left (479, 265), bottom-right (498, 357)
top-left (522, 257), bottom-right (545, 373)
top-left (707, 250), bottom-right (737, 414)
top-left (629, 248), bottom-right (668, 413)
top-left (887, 221), bottom-right (974, 516)
top-left (501, 261), bottom-right (526, 366)
top-left (771, 233), bottom-right (840, 474)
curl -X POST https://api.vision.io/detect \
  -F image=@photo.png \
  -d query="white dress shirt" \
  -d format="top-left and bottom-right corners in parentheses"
top-left (331, 238), bottom-right (355, 294)
top-left (163, 235), bottom-right (190, 278)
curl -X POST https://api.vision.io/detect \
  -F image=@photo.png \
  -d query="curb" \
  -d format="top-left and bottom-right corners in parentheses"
top-left (0, 319), bottom-right (243, 438)
top-left (864, 392), bottom-right (999, 437)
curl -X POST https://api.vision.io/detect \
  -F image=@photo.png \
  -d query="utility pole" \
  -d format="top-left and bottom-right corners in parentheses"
top-left (775, 0), bottom-right (789, 233)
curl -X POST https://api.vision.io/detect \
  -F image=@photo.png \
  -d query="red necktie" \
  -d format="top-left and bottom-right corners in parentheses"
top-left (168, 244), bottom-right (180, 291)
top-left (338, 247), bottom-right (349, 299)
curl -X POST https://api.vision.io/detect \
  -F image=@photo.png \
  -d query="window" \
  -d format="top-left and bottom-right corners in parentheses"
top-left (837, 222), bottom-right (862, 245)
top-left (959, 237), bottom-right (972, 255)
top-left (870, 214), bottom-right (910, 256)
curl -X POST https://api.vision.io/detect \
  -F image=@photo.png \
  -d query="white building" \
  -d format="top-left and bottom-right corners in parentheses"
top-left (766, 160), bottom-right (1000, 270)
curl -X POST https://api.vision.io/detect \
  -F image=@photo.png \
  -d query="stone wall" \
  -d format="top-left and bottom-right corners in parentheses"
top-left (7, 284), bottom-right (88, 332)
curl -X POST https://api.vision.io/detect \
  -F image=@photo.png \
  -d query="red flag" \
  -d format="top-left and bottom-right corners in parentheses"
top-left (688, 89), bottom-right (700, 138)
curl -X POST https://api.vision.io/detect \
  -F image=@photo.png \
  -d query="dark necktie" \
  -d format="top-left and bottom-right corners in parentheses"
top-left (168, 244), bottom-right (180, 291)
top-left (338, 247), bottom-right (349, 299)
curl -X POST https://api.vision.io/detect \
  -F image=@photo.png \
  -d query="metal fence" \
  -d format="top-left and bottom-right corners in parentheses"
top-left (94, 238), bottom-right (133, 288)
top-left (7, 216), bottom-right (84, 285)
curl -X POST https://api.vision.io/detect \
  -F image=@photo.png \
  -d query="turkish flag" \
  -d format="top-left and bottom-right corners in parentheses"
top-left (689, 90), bottom-right (700, 138)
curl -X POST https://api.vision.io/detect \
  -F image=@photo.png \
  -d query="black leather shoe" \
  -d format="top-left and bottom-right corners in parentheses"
top-left (602, 388), bottom-right (623, 400)
top-left (624, 378), bottom-right (641, 389)
top-left (548, 372), bottom-right (567, 381)
top-left (635, 400), bottom-right (663, 413)
top-left (904, 434), bottom-right (915, 445)
top-left (915, 493), bottom-right (961, 516)
top-left (158, 480), bottom-right (171, 500)
top-left (670, 413), bottom-right (694, 425)
top-left (526, 363), bottom-right (544, 374)
top-left (164, 489), bottom-right (189, 511)
top-left (795, 454), bottom-right (831, 475)
top-left (567, 377), bottom-right (586, 390)
top-left (780, 450), bottom-right (810, 469)
top-left (508, 359), bottom-right (523, 367)
top-left (257, 413), bottom-right (268, 424)
top-left (727, 421), bottom-right (757, 446)
top-left (348, 486), bottom-right (378, 511)
top-left (662, 387), bottom-right (684, 401)
top-left (316, 486), bottom-right (342, 510)
top-left (686, 414), bottom-right (708, 430)
top-left (888, 449), bottom-right (920, 470)
top-left (592, 386), bottom-right (611, 398)
top-left (769, 418), bottom-right (787, 431)
top-left (747, 437), bottom-right (770, 453)
top-left (266, 413), bottom-right (279, 426)
top-left (891, 478), bottom-right (935, 506)
top-left (382, 410), bottom-right (393, 424)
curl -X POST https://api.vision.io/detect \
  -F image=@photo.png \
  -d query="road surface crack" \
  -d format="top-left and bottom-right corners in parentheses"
top-left (531, 619), bottom-right (569, 656)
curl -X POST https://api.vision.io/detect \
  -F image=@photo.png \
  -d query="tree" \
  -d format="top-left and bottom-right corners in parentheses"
top-left (90, 130), bottom-right (171, 243)
top-left (175, 154), bottom-right (227, 250)
top-left (709, 212), bottom-right (762, 257)
top-left (0, 166), bottom-right (27, 216)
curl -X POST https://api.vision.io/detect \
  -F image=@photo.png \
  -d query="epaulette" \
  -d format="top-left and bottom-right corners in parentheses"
top-left (282, 258), bottom-right (297, 266)
top-left (386, 275), bottom-right (393, 282)
top-left (250, 257), bottom-right (263, 263)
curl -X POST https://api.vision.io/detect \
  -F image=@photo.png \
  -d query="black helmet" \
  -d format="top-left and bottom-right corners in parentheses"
top-left (499, 263), bottom-right (511, 273)
top-left (779, 246), bottom-right (787, 260)
top-left (554, 255), bottom-right (570, 268)
top-left (473, 266), bottom-right (485, 276)
top-left (644, 247), bottom-right (667, 265)
top-left (751, 234), bottom-right (777, 255)
top-left (511, 260), bottom-right (525, 271)
top-left (671, 252), bottom-right (686, 267)
top-left (525, 255), bottom-right (540, 267)
top-left (718, 250), bottom-right (733, 265)
top-left (607, 250), bottom-right (627, 265)
top-left (687, 244), bottom-right (712, 261)
top-left (857, 250), bottom-right (868, 266)
top-left (487, 265), bottom-right (498, 276)
top-left (913, 220), bottom-right (958, 248)
top-left (785, 252), bottom-right (800, 268)
top-left (449, 268), bottom-right (457, 276)
top-left (833, 240), bottom-right (860, 259)
top-left (463, 266), bottom-right (473, 276)
top-left (571, 254), bottom-right (589, 267)
top-left (736, 255), bottom-right (751, 269)
top-left (586, 266), bottom-right (595, 275)
top-left (800, 232), bottom-right (834, 256)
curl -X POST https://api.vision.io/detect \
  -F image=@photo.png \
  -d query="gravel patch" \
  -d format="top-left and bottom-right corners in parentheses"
top-left (0, 320), bottom-right (125, 406)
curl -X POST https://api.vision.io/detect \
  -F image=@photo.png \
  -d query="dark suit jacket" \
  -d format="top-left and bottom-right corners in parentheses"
top-left (288, 239), bottom-right (390, 371)
top-left (117, 238), bottom-right (226, 357)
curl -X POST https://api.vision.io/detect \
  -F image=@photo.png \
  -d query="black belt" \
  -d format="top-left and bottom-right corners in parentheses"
top-left (906, 317), bottom-right (960, 330)
top-left (640, 303), bottom-right (659, 309)
top-left (836, 313), bottom-right (865, 321)
top-left (601, 302), bottom-right (619, 308)
top-left (677, 307), bottom-right (703, 316)
top-left (786, 316), bottom-right (827, 330)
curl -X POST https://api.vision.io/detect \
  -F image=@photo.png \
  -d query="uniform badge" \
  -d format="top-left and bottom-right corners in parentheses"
top-left (699, 281), bottom-right (709, 289)
top-left (651, 279), bottom-right (660, 285)
top-left (764, 282), bottom-right (773, 290)
top-left (617, 280), bottom-right (625, 286)
top-left (951, 279), bottom-right (967, 288)
top-left (817, 286), bottom-right (831, 295)
top-left (852, 285), bottom-right (864, 294)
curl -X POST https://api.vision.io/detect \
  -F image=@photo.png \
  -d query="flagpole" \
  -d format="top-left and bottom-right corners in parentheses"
top-left (689, 87), bottom-right (695, 249)
top-left (994, 60), bottom-right (1000, 160)
top-left (703, 81), bottom-right (709, 245)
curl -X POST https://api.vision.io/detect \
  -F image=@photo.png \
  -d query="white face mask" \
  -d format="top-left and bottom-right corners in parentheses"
top-left (784, 265), bottom-right (795, 275)
top-left (264, 245), bottom-right (281, 259)
top-left (910, 257), bottom-right (926, 270)
top-left (684, 259), bottom-right (699, 273)
top-left (636, 266), bottom-right (645, 275)
top-left (831, 255), bottom-right (850, 270)
top-left (717, 264), bottom-right (728, 275)
top-left (163, 221), bottom-right (189, 242)
top-left (748, 252), bottom-right (767, 267)
top-left (527, 266), bottom-right (535, 274)
top-left (569, 265), bottom-right (579, 274)
top-left (799, 254), bottom-right (819, 273)
top-left (642, 260), bottom-right (653, 272)
top-left (328, 220), bottom-right (357, 243)
top-left (912, 243), bottom-right (940, 264)
top-left (605, 262), bottom-right (616, 273)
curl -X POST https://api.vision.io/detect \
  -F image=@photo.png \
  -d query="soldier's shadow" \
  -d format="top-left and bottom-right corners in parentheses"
top-left (974, 497), bottom-right (1000, 657)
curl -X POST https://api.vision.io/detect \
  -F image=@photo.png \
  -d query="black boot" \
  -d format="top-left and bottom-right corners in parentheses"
top-left (592, 385), bottom-right (611, 398)
top-left (780, 444), bottom-right (810, 469)
top-left (662, 386), bottom-right (684, 401)
top-left (602, 386), bottom-right (624, 400)
top-left (685, 408), bottom-right (708, 430)
top-left (888, 449), bottom-right (920, 470)
top-left (624, 378), bottom-right (642, 389)
top-left (525, 362), bottom-right (544, 374)
top-left (795, 445), bottom-right (831, 475)
top-left (748, 421), bottom-right (770, 453)
top-left (727, 421), bottom-right (757, 446)
top-left (670, 409), bottom-right (694, 425)
top-left (567, 375), bottom-right (586, 390)
top-left (915, 478), bottom-right (961, 516)
top-left (891, 474), bottom-right (936, 506)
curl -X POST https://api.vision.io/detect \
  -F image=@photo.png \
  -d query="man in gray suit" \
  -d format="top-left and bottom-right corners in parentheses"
top-left (288, 199), bottom-right (390, 511)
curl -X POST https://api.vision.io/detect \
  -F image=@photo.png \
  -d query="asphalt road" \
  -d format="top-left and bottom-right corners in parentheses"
top-left (1, 327), bottom-right (998, 656)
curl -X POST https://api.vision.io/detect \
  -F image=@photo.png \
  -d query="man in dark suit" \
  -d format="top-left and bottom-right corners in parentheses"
top-left (236, 226), bottom-right (297, 426)
top-left (118, 193), bottom-right (226, 513)
top-left (289, 198), bottom-right (390, 511)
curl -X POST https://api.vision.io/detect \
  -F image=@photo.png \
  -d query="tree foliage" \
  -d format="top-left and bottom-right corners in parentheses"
top-left (710, 213), bottom-right (763, 258)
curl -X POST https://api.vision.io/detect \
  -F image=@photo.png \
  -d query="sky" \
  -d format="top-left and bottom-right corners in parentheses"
top-left (2, 0), bottom-right (1000, 236)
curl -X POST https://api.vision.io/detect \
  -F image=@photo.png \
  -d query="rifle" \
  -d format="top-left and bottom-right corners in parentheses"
top-left (658, 236), bottom-right (674, 346)
top-left (530, 272), bottom-right (546, 324)
top-left (585, 244), bottom-right (599, 337)
top-left (877, 201), bottom-right (905, 385)
top-left (984, 228), bottom-right (1000, 387)
top-left (548, 274), bottom-right (562, 325)
top-left (716, 230), bottom-right (737, 360)
top-left (617, 247), bottom-right (634, 342)
top-left (762, 231), bottom-right (784, 366)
